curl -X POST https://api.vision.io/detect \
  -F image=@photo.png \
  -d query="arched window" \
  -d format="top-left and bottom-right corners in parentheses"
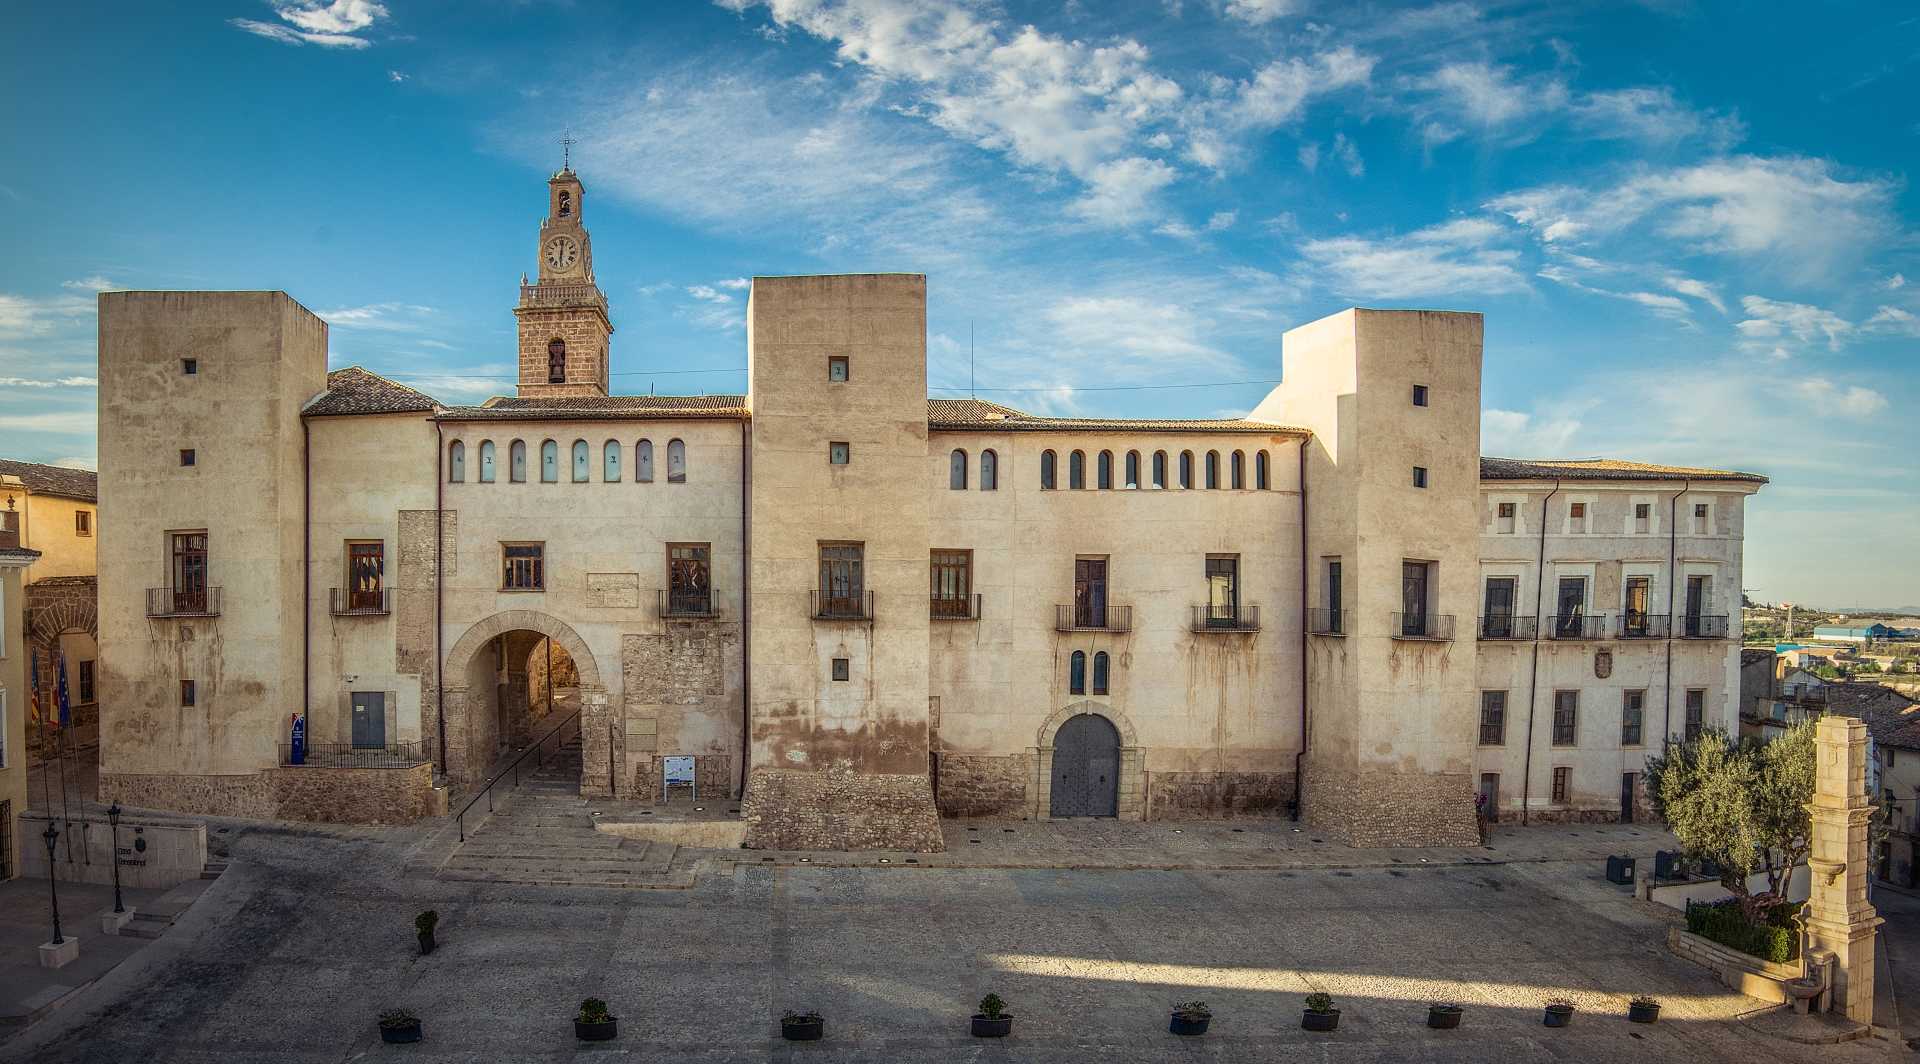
top-left (547, 338), bottom-right (566, 384)
top-left (949, 449), bottom-right (968, 490)
top-left (636, 440), bottom-right (654, 482)
top-left (509, 440), bottom-right (527, 482)
top-left (1097, 450), bottom-right (1113, 490)
top-left (1040, 450), bottom-right (1056, 489)
top-left (478, 440), bottom-right (496, 483)
top-left (448, 440), bottom-right (465, 482)
top-left (1152, 450), bottom-right (1167, 488)
top-left (540, 439), bottom-right (559, 482)
top-left (980, 449), bottom-right (998, 491)
top-left (1069, 450), bottom-right (1086, 489)
top-left (1231, 450), bottom-right (1245, 489)
top-left (1205, 450), bottom-right (1220, 489)
top-left (1069, 650), bottom-right (1087, 695)
top-left (1092, 651), bottom-right (1110, 695)
top-left (1255, 449), bottom-right (1269, 490)
top-left (1125, 450), bottom-right (1140, 489)
top-left (666, 439), bottom-right (686, 483)
top-left (603, 440), bottom-right (621, 482)
top-left (571, 440), bottom-right (590, 482)
top-left (1179, 450), bottom-right (1194, 488)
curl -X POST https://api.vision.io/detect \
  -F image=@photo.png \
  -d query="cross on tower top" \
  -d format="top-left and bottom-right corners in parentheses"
top-left (560, 131), bottom-right (577, 171)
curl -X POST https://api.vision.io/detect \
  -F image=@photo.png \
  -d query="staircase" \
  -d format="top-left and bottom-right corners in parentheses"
top-left (439, 736), bottom-right (690, 889)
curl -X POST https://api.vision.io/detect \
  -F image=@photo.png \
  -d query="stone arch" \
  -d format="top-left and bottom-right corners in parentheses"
top-left (25, 577), bottom-right (100, 754)
top-left (1031, 699), bottom-right (1144, 821)
top-left (440, 610), bottom-right (606, 787)
top-left (445, 609), bottom-right (602, 691)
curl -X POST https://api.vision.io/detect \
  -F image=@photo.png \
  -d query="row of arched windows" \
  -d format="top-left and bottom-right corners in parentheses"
top-left (1068, 650), bottom-right (1110, 696)
top-left (1038, 448), bottom-right (1270, 491)
top-left (447, 438), bottom-right (687, 484)
top-left (947, 449), bottom-right (999, 490)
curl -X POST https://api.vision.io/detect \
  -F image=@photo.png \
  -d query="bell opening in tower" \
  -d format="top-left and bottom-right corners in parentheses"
top-left (548, 338), bottom-right (566, 384)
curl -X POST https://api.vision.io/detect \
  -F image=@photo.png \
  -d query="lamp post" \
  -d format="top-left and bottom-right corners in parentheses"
top-left (43, 821), bottom-right (64, 945)
top-left (108, 803), bottom-right (125, 915)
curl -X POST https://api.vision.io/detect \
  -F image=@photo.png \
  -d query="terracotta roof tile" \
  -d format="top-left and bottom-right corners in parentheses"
top-left (0, 459), bottom-right (98, 502)
top-left (927, 397), bottom-right (1305, 435)
top-left (1479, 456), bottom-right (1767, 484)
top-left (304, 367), bottom-right (439, 417)
top-left (1823, 683), bottom-right (1920, 749)
top-left (437, 394), bottom-right (748, 421)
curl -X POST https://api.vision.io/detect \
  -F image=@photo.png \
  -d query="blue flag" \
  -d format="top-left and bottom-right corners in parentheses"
top-left (55, 650), bottom-right (71, 728)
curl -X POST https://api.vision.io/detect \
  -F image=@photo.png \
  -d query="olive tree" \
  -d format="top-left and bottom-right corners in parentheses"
top-left (1643, 723), bottom-right (1816, 922)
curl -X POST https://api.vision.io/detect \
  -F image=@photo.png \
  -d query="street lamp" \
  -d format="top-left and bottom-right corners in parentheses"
top-left (42, 821), bottom-right (63, 945)
top-left (108, 803), bottom-right (125, 915)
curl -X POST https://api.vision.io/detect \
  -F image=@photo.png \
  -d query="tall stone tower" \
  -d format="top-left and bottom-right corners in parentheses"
top-left (514, 167), bottom-right (612, 398)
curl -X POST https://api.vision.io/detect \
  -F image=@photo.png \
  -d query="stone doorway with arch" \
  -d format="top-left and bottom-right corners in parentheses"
top-left (26, 576), bottom-right (99, 760)
top-left (1032, 701), bottom-right (1144, 820)
top-left (441, 610), bottom-right (608, 793)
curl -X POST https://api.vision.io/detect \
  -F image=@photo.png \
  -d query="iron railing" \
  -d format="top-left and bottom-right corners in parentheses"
top-left (456, 707), bottom-right (582, 842)
top-left (1617, 614), bottom-right (1669, 639)
top-left (813, 589), bottom-right (875, 621)
top-left (930, 593), bottom-right (982, 620)
top-left (1391, 612), bottom-right (1455, 640)
top-left (1676, 614), bottom-right (1730, 639)
top-left (1192, 604), bottom-right (1260, 632)
top-left (1477, 615), bottom-right (1537, 640)
top-left (279, 740), bottom-right (427, 768)
top-left (518, 282), bottom-right (606, 307)
top-left (329, 587), bottom-right (392, 616)
top-left (1548, 613), bottom-right (1607, 640)
top-left (1307, 607), bottom-right (1344, 635)
top-left (147, 587), bottom-right (221, 618)
top-left (658, 587), bottom-right (717, 618)
top-left (1056, 604), bottom-right (1131, 632)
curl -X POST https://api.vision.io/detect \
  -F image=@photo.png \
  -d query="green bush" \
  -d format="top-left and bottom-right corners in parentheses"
top-left (1685, 899), bottom-right (1797, 963)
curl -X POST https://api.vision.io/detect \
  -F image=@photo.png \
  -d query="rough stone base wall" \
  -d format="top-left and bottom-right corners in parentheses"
top-left (935, 754), bottom-right (1030, 817)
top-left (628, 754), bottom-right (735, 803)
top-left (742, 767), bottom-right (944, 851)
top-left (101, 771), bottom-right (276, 820)
top-left (1150, 771), bottom-right (1294, 819)
top-left (1303, 764), bottom-right (1480, 847)
top-left (1516, 807), bottom-right (1629, 825)
top-left (101, 766), bottom-right (445, 825)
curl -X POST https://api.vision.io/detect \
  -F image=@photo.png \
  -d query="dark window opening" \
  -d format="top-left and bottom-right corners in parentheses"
top-left (503, 543), bottom-right (545, 590)
top-left (1553, 690), bottom-right (1578, 746)
top-left (78, 660), bottom-right (95, 704)
top-left (668, 543), bottom-right (711, 615)
top-left (180, 449), bottom-right (195, 467)
top-left (1069, 650), bottom-right (1086, 695)
top-left (182, 358), bottom-right (197, 375)
top-left (1479, 691), bottom-right (1505, 745)
top-left (1685, 689), bottom-right (1706, 741)
top-left (170, 532), bottom-right (208, 613)
top-left (831, 657), bottom-right (850, 681)
top-left (1622, 690), bottom-right (1645, 746)
top-left (1092, 651), bottom-right (1110, 695)
top-left (1551, 766), bottom-right (1570, 804)
top-left (1040, 450), bottom-right (1056, 489)
top-left (1413, 466), bottom-right (1428, 489)
top-left (1412, 384), bottom-right (1429, 406)
top-left (829, 442), bottom-right (850, 466)
top-left (547, 338), bottom-right (567, 384)
top-left (828, 356), bottom-right (849, 382)
top-left (818, 543), bottom-right (865, 617)
top-left (931, 549), bottom-right (972, 618)
top-left (347, 541), bottom-right (384, 610)
top-left (181, 679), bottom-right (196, 707)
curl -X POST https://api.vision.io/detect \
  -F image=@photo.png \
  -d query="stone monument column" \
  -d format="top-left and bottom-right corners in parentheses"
top-left (1804, 715), bottom-right (1881, 1024)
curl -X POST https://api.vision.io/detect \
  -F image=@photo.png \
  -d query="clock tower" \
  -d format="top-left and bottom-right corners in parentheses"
top-left (514, 167), bottom-right (613, 398)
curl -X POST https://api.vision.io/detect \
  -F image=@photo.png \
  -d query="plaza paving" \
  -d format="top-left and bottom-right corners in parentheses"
top-left (2, 808), bottom-right (1910, 1063)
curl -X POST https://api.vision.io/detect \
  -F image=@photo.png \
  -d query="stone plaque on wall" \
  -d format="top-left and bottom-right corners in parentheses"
top-left (587, 572), bottom-right (640, 608)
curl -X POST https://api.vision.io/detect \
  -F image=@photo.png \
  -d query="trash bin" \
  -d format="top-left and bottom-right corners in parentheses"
top-left (1606, 855), bottom-right (1636, 885)
top-left (1653, 850), bottom-right (1678, 880)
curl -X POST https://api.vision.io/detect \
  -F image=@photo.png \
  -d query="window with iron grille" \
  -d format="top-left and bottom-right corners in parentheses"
top-left (1552, 690), bottom-right (1578, 746)
top-left (668, 543), bottom-right (711, 614)
top-left (1551, 766), bottom-right (1570, 803)
top-left (503, 543), bottom-right (545, 590)
top-left (78, 661), bottom-right (95, 704)
top-left (1204, 555), bottom-right (1238, 626)
top-left (1685, 689), bottom-right (1706, 740)
top-left (818, 543), bottom-right (864, 615)
top-left (930, 549), bottom-right (971, 617)
top-left (1622, 689), bottom-right (1645, 746)
top-left (1479, 690), bottom-right (1506, 745)
top-left (347, 541), bottom-right (384, 610)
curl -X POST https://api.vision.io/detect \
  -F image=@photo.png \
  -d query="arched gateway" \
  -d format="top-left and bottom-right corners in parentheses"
top-left (440, 610), bottom-right (606, 789)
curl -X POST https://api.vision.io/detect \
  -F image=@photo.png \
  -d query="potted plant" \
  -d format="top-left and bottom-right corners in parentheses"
top-left (1169, 1000), bottom-right (1211, 1036)
top-left (971, 993), bottom-right (1013, 1038)
top-left (575, 998), bottom-right (617, 1041)
top-left (415, 910), bottom-right (438, 955)
top-left (1543, 999), bottom-right (1575, 1027)
top-left (1628, 996), bottom-right (1661, 1024)
top-left (1302, 992), bottom-right (1339, 1032)
top-left (1426, 1002), bottom-right (1463, 1029)
top-left (378, 1009), bottom-right (422, 1044)
top-left (781, 1009), bottom-right (824, 1041)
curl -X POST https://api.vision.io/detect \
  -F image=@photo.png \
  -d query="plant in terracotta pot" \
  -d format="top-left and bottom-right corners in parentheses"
top-left (971, 993), bottom-right (1013, 1038)
top-left (575, 998), bottom-right (617, 1041)
top-left (1426, 1002), bottom-right (1463, 1029)
top-left (1543, 999), bottom-right (1575, 1027)
top-left (1302, 992), bottom-right (1339, 1032)
top-left (1169, 1000), bottom-right (1211, 1037)
top-left (378, 1008), bottom-right (422, 1044)
top-left (414, 910), bottom-right (438, 955)
top-left (781, 1009), bottom-right (824, 1041)
top-left (1628, 996), bottom-right (1661, 1023)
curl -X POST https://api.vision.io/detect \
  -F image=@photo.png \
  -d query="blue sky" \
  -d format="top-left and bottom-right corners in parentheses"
top-left (1, 0), bottom-right (1916, 607)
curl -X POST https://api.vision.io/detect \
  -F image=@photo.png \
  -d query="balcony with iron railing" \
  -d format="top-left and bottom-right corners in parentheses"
top-left (329, 587), bottom-right (392, 616)
top-left (930, 593), bottom-right (981, 621)
top-left (1547, 613), bottom-right (1607, 640)
top-left (1056, 604), bottom-right (1132, 632)
top-left (1191, 604), bottom-right (1260, 632)
top-left (1477, 615), bottom-right (1537, 640)
top-left (518, 282), bottom-right (607, 308)
top-left (1307, 607), bottom-right (1345, 636)
top-left (1617, 614), bottom-right (1669, 640)
top-left (279, 739), bottom-right (429, 769)
top-left (1391, 612), bottom-right (1455, 641)
top-left (813, 589), bottom-right (875, 622)
top-left (658, 587), bottom-right (717, 619)
top-left (147, 586), bottom-right (221, 618)
top-left (1675, 614), bottom-right (1730, 639)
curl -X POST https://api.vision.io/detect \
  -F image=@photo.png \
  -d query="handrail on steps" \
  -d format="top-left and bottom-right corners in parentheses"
top-left (456, 708), bottom-right (583, 841)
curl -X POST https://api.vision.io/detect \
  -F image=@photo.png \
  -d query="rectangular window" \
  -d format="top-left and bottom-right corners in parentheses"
top-left (828, 356), bottom-right (849, 382)
top-left (182, 358), bottom-right (197, 375)
top-left (1478, 773), bottom-right (1499, 819)
top-left (818, 543), bottom-right (865, 617)
top-left (76, 510), bottom-right (92, 536)
top-left (1479, 691), bottom-right (1506, 745)
top-left (829, 441), bottom-right (850, 466)
top-left (1400, 560), bottom-right (1431, 636)
top-left (78, 660), bottom-right (96, 704)
top-left (831, 657), bottom-right (850, 681)
top-left (1412, 384), bottom-right (1429, 407)
top-left (170, 531), bottom-right (209, 613)
top-left (1481, 577), bottom-right (1516, 638)
top-left (1552, 690), bottom-right (1578, 746)
top-left (1685, 688), bottom-right (1706, 740)
top-left (1073, 557), bottom-right (1109, 628)
top-left (667, 543), bottom-right (711, 615)
top-left (1635, 502), bottom-right (1651, 533)
top-left (1623, 575), bottom-right (1651, 636)
top-left (1622, 689), bottom-right (1645, 746)
top-left (1554, 576), bottom-right (1587, 637)
top-left (1495, 501), bottom-right (1515, 534)
top-left (1204, 555), bottom-right (1238, 626)
top-left (181, 679), bottom-right (196, 707)
top-left (930, 549), bottom-right (972, 617)
top-left (1693, 501), bottom-right (1709, 534)
top-left (180, 449), bottom-right (196, 467)
top-left (347, 541), bottom-right (384, 610)
top-left (1412, 466), bottom-right (1428, 489)
top-left (1568, 501), bottom-right (1587, 533)
top-left (1325, 559), bottom-right (1342, 633)
top-left (502, 543), bottom-right (545, 591)
top-left (1551, 766), bottom-right (1570, 804)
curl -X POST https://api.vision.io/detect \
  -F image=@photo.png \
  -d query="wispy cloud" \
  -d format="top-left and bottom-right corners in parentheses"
top-left (1794, 377), bottom-right (1887, 418)
top-left (0, 375), bottom-right (97, 388)
top-left (1734, 295), bottom-right (1852, 353)
top-left (317, 302), bottom-right (438, 332)
top-left (1300, 217), bottom-right (1528, 299)
top-left (60, 276), bottom-right (120, 293)
top-left (0, 292), bottom-right (94, 340)
top-left (231, 0), bottom-right (389, 49)
top-left (1407, 62), bottom-right (1740, 149)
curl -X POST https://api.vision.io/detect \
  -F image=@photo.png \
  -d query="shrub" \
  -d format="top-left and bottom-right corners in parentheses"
top-left (1172, 1000), bottom-right (1211, 1019)
top-left (415, 910), bottom-right (438, 935)
top-left (1304, 992), bottom-right (1336, 1014)
top-left (379, 1009), bottom-right (419, 1029)
top-left (978, 993), bottom-right (1007, 1020)
top-left (578, 998), bottom-right (612, 1023)
top-left (782, 1009), bottom-right (822, 1024)
top-left (1686, 898), bottom-right (1798, 963)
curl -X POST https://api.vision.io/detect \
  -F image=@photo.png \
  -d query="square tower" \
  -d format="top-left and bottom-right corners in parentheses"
top-left (514, 168), bottom-right (612, 398)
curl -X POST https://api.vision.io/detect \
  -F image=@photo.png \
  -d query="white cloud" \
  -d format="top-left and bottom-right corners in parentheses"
top-left (231, 1), bottom-right (387, 48)
top-left (1482, 407), bottom-right (1585, 457)
top-left (0, 292), bottom-right (94, 340)
top-left (50, 457), bottom-right (96, 471)
top-left (1300, 217), bottom-right (1529, 299)
top-left (685, 284), bottom-right (733, 304)
top-left (1410, 64), bottom-right (1737, 149)
top-left (1420, 62), bottom-right (1561, 130)
top-left (1186, 48), bottom-right (1374, 170)
top-left (1733, 295), bottom-right (1852, 351)
top-left (1567, 86), bottom-right (1743, 148)
top-left (1221, 0), bottom-right (1298, 25)
top-left (1331, 131), bottom-right (1363, 178)
top-left (1074, 156), bottom-right (1178, 225)
top-left (1886, 273), bottom-right (1907, 290)
top-left (1794, 378), bottom-right (1887, 418)
top-left (1538, 265), bottom-right (1696, 322)
top-left (717, 277), bottom-right (751, 290)
top-left (1866, 305), bottom-right (1920, 336)
top-left (60, 276), bottom-right (119, 293)
top-left (1205, 210), bottom-right (1236, 232)
top-left (1042, 295), bottom-right (1236, 372)
top-left (0, 376), bottom-right (96, 388)
top-left (1660, 272), bottom-right (1725, 314)
top-left (1297, 142), bottom-right (1319, 172)
top-left (318, 302), bottom-right (438, 332)
top-left (0, 411), bottom-right (97, 436)
top-left (388, 70), bottom-right (408, 83)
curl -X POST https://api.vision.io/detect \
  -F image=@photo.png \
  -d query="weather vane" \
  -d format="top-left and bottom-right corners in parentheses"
top-left (561, 130), bottom-right (577, 171)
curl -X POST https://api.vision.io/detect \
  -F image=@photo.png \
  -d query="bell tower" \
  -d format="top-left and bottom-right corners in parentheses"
top-left (514, 162), bottom-right (612, 398)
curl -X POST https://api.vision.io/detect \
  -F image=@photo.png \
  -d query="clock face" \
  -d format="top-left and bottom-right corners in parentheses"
top-left (543, 236), bottom-right (580, 270)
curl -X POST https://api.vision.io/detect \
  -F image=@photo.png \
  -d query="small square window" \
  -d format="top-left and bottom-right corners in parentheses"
top-left (181, 679), bottom-right (196, 707)
top-left (76, 510), bottom-right (92, 535)
top-left (1694, 503), bottom-right (1708, 518)
top-left (1635, 503), bottom-right (1651, 519)
top-left (828, 356), bottom-right (849, 382)
top-left (1570, 502), bottom-right (1586, 518)
top-left (1412, 466), bottom-right (1428, 489)
top-left (182, 358), bottom-right (197, 375)
top-left (180, 449), bottom-right (196, 467)
top-left (1497, 502), bottom-right (1514, 518)
top-left (829, 442), bottom-right (850, 465)
top-left (1412, 384), bottom-right (1429, 407)
top-left (831, 657), bottom-right (850, 681)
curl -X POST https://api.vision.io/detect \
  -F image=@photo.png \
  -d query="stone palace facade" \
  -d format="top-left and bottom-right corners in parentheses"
top-left (91, 168), bottom-right (1765, 850)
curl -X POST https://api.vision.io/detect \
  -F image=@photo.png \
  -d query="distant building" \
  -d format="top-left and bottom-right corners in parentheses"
top-left (1822, 684), bottom-right (1920, 887)
top-left (0, 480), bottom-right (41, 880)
top-left (0, 460), bottom-right (100, 756)
top-left (1812, 623), bottom-right (1913, 645)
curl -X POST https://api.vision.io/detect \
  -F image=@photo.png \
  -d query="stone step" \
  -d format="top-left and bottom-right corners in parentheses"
top-left (435, 867), bottom-right (695, 890)
top-left (440, 856), bottom-right (664, 878)
top-left (452, 841), bottom-right (634, 859)
top-left (119, 912), bottom-right (175, 940)
top-left (200, 861), bottom-right (228, 880)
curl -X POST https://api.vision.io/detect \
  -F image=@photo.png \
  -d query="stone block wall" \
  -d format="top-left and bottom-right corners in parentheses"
top-left (101, 771), bottom-right (277, 820)
top-left (934, 753), bottom-right (1030, 817)
top-left (1150, 771), bottom-right (1293, 819)
top-left (101, 765), bottom-right (444, 825)
top-left (1304, 765), bottom-right (1480, 847)
top-left (742, 766), bottom-right (943, 851)
top-left (627, 753), bottom-right (735, 803)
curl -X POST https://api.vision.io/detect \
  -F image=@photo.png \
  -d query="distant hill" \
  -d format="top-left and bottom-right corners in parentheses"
top-left (1833, 608), bottom-right (1920, 619)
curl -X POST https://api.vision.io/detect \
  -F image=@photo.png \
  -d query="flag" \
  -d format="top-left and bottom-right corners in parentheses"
top-left (27, 652), bottom-right (40, 727)
top-left (55, 649), bottom-right (71, 729)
